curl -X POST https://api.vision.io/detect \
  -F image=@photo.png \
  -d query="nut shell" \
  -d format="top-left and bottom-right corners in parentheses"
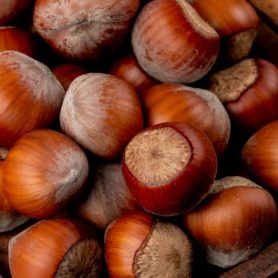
top-left (0, 149), bottom-right (29, 232)
top-left (108, 52), bottom-right (159, 99)
top-left (187, 0), bottom-right (259, 38)
top-left (0, 26), bottom-right (36, 58)
top-left (240, 119), bottom-right (278, 194)
top-left (131, 0), bottom-right (220, 84)
top-left (183, 176), bottom-right (278, 268)
top-left (74, 161), bottom-right (141, 233)
top-left (207, 58), bottom-right (278, 133)
top-left (141, 83), bottom-right (231, 158)
top-left (52, 63), bottom-right (90, 91)
top-left (60, 73), bottom-right (144, 160)
top-left (9, 217), bottom-right (104, 278)
top-left (122, 122), bottom-right (217, 216)
top-left (33, 0), bottom-right (140, 62)
top-left (2, 129), bottom-right (89, 219)
top-left (104, 210), bottom-right (194, 277)
top-left (0, 51), bottom-right (65, 148)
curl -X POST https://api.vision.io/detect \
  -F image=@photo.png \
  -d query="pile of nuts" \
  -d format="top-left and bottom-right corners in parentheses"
top-left (1, 0), bottom-right (278, 277)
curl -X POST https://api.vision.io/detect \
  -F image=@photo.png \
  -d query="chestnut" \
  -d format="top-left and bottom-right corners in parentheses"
top-left (9, 217), bottom-right (104, 278)
top-left (52, 63), bottom-right (91, 91)
top-left (240, 119), bottom-right (278, 195)
top-left (59, 72), bottom-right (144, 160)
top-left (0, 147), bottom-right (30, 232)
top-left (205, 58), bottom-right (278, 134)
top-left (131, 0), bottom-right (220, 84)
top-left (0, 26), bottom-right (36, 58)
top-left (104, 210), bottom-right (194, 277)
top-left (33, 0), bottom-right (140, 62)
top-left (187, 0), bottom-right (259, 63)
top-left (74, 160), bottom-right (141, 233)
top-left (0, 50), bottom-right (65, 149)
top-left (122, 122), bottom-right (217, 216)
top-left (183, 176), bottom-right (278, 268)
top-left (2, 129), bottom-right (89, 219)
top-left (141, 83), bottom-right (231, 158)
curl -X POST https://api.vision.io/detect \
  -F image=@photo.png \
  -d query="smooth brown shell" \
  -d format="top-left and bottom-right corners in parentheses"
top-left (122, 122), bottom-right (217, 216)
top-left (131, 0), bottom-right (220, 84)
